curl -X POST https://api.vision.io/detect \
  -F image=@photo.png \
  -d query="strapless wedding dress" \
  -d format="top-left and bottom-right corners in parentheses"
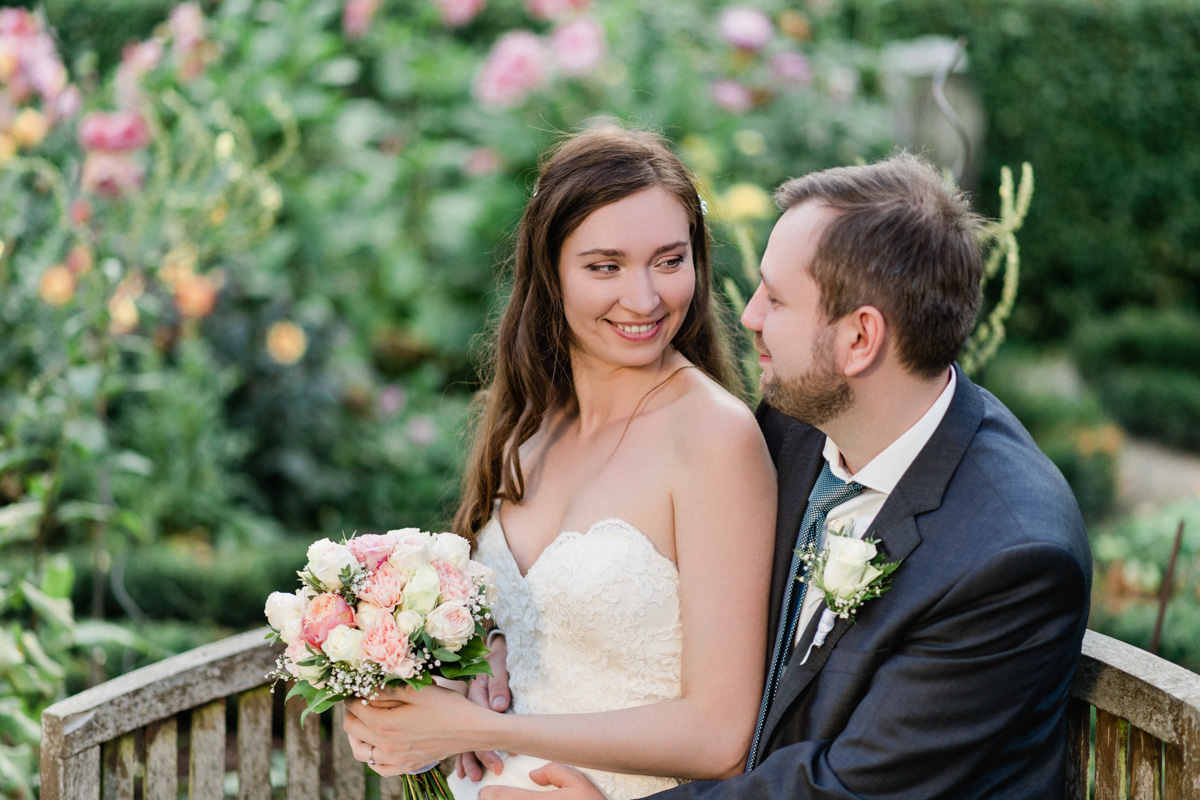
top-left (445, 515), bottom-right (685, 800)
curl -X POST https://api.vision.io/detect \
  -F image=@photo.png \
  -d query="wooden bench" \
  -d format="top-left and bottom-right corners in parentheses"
top-left (40, 628), bottom-right (1200, 799)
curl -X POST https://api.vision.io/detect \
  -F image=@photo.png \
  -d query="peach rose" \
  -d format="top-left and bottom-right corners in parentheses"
top-left (348, 533), bottom-right (397, 570)
top-left (285, 638), bottom-right (326, 687)
top-left (358, 562), bottom-right (407, 610)
top-left (301, 592), bottom-right (355, 646)
top-left (434, 559), bottom-right (473, 603)
top-left (360, 623), bottom-right (419, 678)
top-left (424, 602), bottom-right (475, 652)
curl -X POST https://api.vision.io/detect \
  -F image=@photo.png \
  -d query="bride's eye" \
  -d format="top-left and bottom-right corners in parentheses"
top-left (586, 263), bottom-right (620, 274)
top-left (657, 256), bottom-right (686, 270)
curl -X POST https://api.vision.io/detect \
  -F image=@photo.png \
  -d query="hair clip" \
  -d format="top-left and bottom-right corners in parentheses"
top-left (698, 195), bottom-right (708, 216)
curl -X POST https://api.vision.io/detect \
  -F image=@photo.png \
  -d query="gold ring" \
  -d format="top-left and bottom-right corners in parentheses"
top-left (369, 745), bottom-right (376, 767)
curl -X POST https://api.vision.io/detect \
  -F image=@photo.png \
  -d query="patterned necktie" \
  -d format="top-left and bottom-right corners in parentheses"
top-left (746, 461), bottom-right (867, 771)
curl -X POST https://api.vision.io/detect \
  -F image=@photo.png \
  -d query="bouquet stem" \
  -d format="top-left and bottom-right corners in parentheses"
top-left (399, 764), bottom-right (454, 800)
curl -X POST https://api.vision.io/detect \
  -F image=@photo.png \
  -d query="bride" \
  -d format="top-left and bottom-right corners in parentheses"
top-left (342, 125), bottom-right (776, 799)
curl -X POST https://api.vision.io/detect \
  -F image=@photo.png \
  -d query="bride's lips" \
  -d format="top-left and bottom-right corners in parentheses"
top-left (607, 318), bottom-right (664, 341)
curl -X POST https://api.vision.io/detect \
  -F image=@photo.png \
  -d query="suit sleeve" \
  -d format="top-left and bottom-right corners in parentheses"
top-left (643, 541), bottom-right (1089, 800)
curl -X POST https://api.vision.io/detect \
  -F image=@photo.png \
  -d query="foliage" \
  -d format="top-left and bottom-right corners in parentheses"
top-left (1073, 309), bottom-right (1200, 452)
top-left (1089, 498), bottom-right (1200, 673)
top-left (857, 0), bottom-right (1200, 342)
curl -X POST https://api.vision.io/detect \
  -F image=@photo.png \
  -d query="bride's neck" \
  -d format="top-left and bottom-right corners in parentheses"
top-left (566, 349), bottom-right (684, 436)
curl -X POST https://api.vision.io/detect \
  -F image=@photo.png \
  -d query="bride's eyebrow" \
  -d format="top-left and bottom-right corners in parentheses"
top-left (575, 240), bottom-right (689, 258)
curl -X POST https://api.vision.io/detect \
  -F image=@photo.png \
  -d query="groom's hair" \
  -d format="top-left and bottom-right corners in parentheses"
top-left (775, 152), bottom-right (984, 379)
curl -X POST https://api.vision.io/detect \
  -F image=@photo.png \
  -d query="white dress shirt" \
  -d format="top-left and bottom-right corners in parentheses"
top-left (794, 369), bottom-right (958, 646)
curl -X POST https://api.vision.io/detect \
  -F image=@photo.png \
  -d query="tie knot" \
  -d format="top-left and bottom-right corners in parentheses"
top-left (809, 461), bottom-right (867, 517)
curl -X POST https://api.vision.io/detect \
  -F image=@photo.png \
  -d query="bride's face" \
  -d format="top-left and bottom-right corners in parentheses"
top-left (557, 185), bottom-right (695, 370)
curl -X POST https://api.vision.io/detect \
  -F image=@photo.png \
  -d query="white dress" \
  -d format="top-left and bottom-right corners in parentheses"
top-left (445, 514), bottom-right (686, 800)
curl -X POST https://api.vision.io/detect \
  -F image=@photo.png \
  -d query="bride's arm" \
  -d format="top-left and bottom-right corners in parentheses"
top-left (344, 401), bottom-right (776, 780)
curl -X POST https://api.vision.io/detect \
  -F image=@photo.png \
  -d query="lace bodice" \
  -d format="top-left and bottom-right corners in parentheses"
top-left (462, 514), bottom-right (686, 799)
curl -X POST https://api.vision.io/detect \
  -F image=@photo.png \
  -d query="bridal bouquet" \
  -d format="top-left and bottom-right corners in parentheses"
top-left (265, 528), bottom-right (498, 798)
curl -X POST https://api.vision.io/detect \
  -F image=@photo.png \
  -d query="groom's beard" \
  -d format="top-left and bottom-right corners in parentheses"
top-left (757, 329), bottom-right (853, 426)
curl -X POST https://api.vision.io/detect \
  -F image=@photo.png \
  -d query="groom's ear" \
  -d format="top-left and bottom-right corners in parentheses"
top-left (840, 305), bottom-right (886, 378)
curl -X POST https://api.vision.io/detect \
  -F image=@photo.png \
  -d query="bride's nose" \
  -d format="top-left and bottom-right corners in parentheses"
top-left (619, 270), bottom-right (661, 316)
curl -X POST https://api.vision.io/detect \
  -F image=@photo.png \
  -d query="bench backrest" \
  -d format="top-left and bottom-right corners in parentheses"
top-left (40, 628), bottom-right (1200, 799)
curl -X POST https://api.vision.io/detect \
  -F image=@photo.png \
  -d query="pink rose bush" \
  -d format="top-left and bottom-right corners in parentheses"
top-left (266, 528), bottom-right (498, 725)
top-left (472, 31), bottom-right (548, 108)
top-left (718, 6), bottom-right (774, 52)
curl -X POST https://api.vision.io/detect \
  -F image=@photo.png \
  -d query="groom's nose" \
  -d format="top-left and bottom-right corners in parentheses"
top-left (741, 282), bottom-right (767, 331)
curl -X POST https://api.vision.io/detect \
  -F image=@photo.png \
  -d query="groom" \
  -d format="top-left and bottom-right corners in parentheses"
top-left (485, 152), bottom-right (1092, 799)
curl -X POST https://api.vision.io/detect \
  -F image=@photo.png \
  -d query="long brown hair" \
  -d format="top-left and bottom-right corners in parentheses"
top-left (453, 125), bottom-right (735, 543)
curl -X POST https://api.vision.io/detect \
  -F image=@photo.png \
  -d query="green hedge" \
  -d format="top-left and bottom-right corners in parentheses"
top-left (858, 0), bottom-right (1200, 341)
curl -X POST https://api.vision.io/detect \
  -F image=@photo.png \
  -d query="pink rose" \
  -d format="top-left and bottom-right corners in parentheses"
top-left (357, 562), bottom-right (407, 610)
top-left (80, 150), bottom-right (145, 198)
top-left (463, 147), bottom-right (502, 177)
top-left (78, 110), bottom-right (151, 152)
top-left (434, 558), bottom-right (473, 603)
top-left (526, 0), bottom-right (589, 21)
top-left (301, 592), bottom-right (356, 646)
top-left (342, 0), bottom-right (382, 40)
top-left (770, 51), bottom-right (812, 85)
top-left (550, 17), bottom-right (605, 76)
top-left (348, 533), bottom-right (397, 570)
top-left (473, 31), bottom-right (548, 108)
top-left (285, 638), bottom-right (326, 686)
top-left (718, 6), bottom-right (773, 52)
top-left (424, 602), bottom-right (475, 651)
top-left (710, 79), bottom-right (754, 113)
top-left (436, 0), bottom-right (486, 27)
top-left (360, 623), bottom-right (419, 678)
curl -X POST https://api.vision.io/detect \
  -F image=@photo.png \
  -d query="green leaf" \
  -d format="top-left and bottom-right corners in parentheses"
top-left (0, 699), bottom-right (42, 746)
top-left (17, 581), bottom-right (73, 632)
top-left (0, 502), bottom-right (40, 545)
top-left (431, 648), bottom-right (460, 663)
top-left (438, 659), bottom-right (493, 681)
top-left (0, 743), bottom-right (34, 799)
top-left (39, 555), bottom-right (74, 600)
top-left (17, 630), bottom-right (65, 682)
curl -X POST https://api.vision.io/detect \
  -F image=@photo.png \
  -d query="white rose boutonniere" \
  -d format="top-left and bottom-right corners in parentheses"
top-left (796, 519), bottom-right (902, 665)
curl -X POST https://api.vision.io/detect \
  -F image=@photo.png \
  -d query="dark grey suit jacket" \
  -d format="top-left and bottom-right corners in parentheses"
top-left (650, 366), bottom-right (1092, 799)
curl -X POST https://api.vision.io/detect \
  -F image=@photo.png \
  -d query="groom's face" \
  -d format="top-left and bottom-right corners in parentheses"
top-left (741, 201), bottom-right (852, 425)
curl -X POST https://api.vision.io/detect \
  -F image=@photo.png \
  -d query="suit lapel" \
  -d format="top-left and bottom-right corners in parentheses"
top-left (760, 366), bottom-right (986, 750)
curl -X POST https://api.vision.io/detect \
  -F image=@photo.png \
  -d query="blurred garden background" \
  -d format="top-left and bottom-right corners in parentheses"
top-left (2, 0), bottom-right (1198, 795)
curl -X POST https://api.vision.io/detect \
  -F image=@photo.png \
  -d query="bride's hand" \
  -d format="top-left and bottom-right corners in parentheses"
top-left (458, 632), bottom-right (511, 780)
top-left (343, 683), bottom-right (486, 775)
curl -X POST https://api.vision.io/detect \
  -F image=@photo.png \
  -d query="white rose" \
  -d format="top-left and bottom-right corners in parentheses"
top-left (821, 534), bottom-right (883, 599)
top-left (306, 538), bottom-right (358, 590)
top-left (279, 618), bottom-right (302, 645)
top-left (286, 639), bottom-right (326, 688)
top-left (322, 625), bottom-right (364, 665)
top-left (402, 563), bottom-right (441, 615)
top-left (394, 609), bottom-right (424, 636)
top-left (388, 529), bottom-right (434, 572)
top-left (265, 590), bottom-right (306, 634)
top-left (424, 602), bottom-right (475, 651)
top-left (355, 601), bottom-right (389, 631)
top-left (432, 532), bottom-right (472, 570)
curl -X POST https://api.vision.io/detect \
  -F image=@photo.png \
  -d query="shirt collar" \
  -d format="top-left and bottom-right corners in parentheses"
top-left (824, 368), bottom-right (957, 494)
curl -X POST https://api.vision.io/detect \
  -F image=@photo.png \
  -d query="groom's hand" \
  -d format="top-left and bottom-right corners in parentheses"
top-left (459, 632), bottom-right (511, 779)
top-left (479, 763), bottom-right (604, 800)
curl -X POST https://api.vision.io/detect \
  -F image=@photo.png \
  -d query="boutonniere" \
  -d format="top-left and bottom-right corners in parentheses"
top-left (795, 519), bottom-right (902, 665)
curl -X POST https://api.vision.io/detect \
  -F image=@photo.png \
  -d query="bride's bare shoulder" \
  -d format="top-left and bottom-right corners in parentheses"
top-left (667, 368), bottom-right (770, 464)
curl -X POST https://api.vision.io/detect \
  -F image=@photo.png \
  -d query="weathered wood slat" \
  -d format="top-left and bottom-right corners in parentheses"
top-left (238, 685), bottom-right (274, 800)
top-left (1065, 697), bottom-right (1091, 800)
top-left (190, 699), bottom-right (227, 800)
top-left (42, 747), bottom-right (101, 800)
top-left (332, 702), bottom-right (366, 800)
top-left (40, 628), bottom-right (280, 763)
top-left (1095, 710), bottom-right (1127, 800)
top-left (1129, 725), bottom-right (1161, 799)
top-left (144, 716), bottom-right (178, 800)
top-left (1164, 743), bottom-right (1183, 800)
top-left (285, 694), bottom-right (321, 800)
top-left (101, 732), bottom-right (136, 800)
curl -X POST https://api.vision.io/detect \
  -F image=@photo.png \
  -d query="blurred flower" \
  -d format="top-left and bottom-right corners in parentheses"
top-left (108, 294), bottom-right (140, 336)
top-left (0, 132), bottom-right (15, 166)
top-left (0, 9), bottom-right (69, 107)
top-left (159, 242), bottom-right (199, 286)
top-left (779, 10), bottom-right (812, 41)
top-left (473, 31), bottom-right (548, 108)
top-left (770, 51), bottom-right (812, 85)
top-left (719, 182), bottom-right (774, 222)
top-left (680, 135), bottom-right (720, 177)
top-left (78, 110), bottom-right (151, 152)
top-left (733, 129), bottom-right (766, 157)
top-left (11, 107), bottom-right (47, 148)
top-left (38, 264), bottom-right (75, 306)
top-left (65, 243), bottom-right (93, 276)
top-left (69, 198), bottom-right (93, 225)
top-left (267, 321), bottom-right (308, 364)
top-left (378, 384), bottom-right (408, 417)
top-left (55, 84), bottom-right (81, 117)
top-left (719, 6), bottom-right (773, 52)
top-left (407, 415), bottom-right (438, 447)
top-left (114, 39), bottom-right (163, 108)
top-left (710, 78), bottom-right (754, 113)
top-left (827, 64), bottom-right (859, 103)
top-left (527, 0), bottom-right (590, 21)
top-left (343, 0), bottom-right (382, 40)
top-left (463, 147), bottom-right (502, 176)
top-left (550, 17), bottom-right (605, 76)
top-left (174, 270), bottom-right (223, 319)
top-left (437, 0), bottom-right (486, 27)
top-left (80, 150), bottom-right (146, 198)
top-left (169, 3), bottom-right (213, 81)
